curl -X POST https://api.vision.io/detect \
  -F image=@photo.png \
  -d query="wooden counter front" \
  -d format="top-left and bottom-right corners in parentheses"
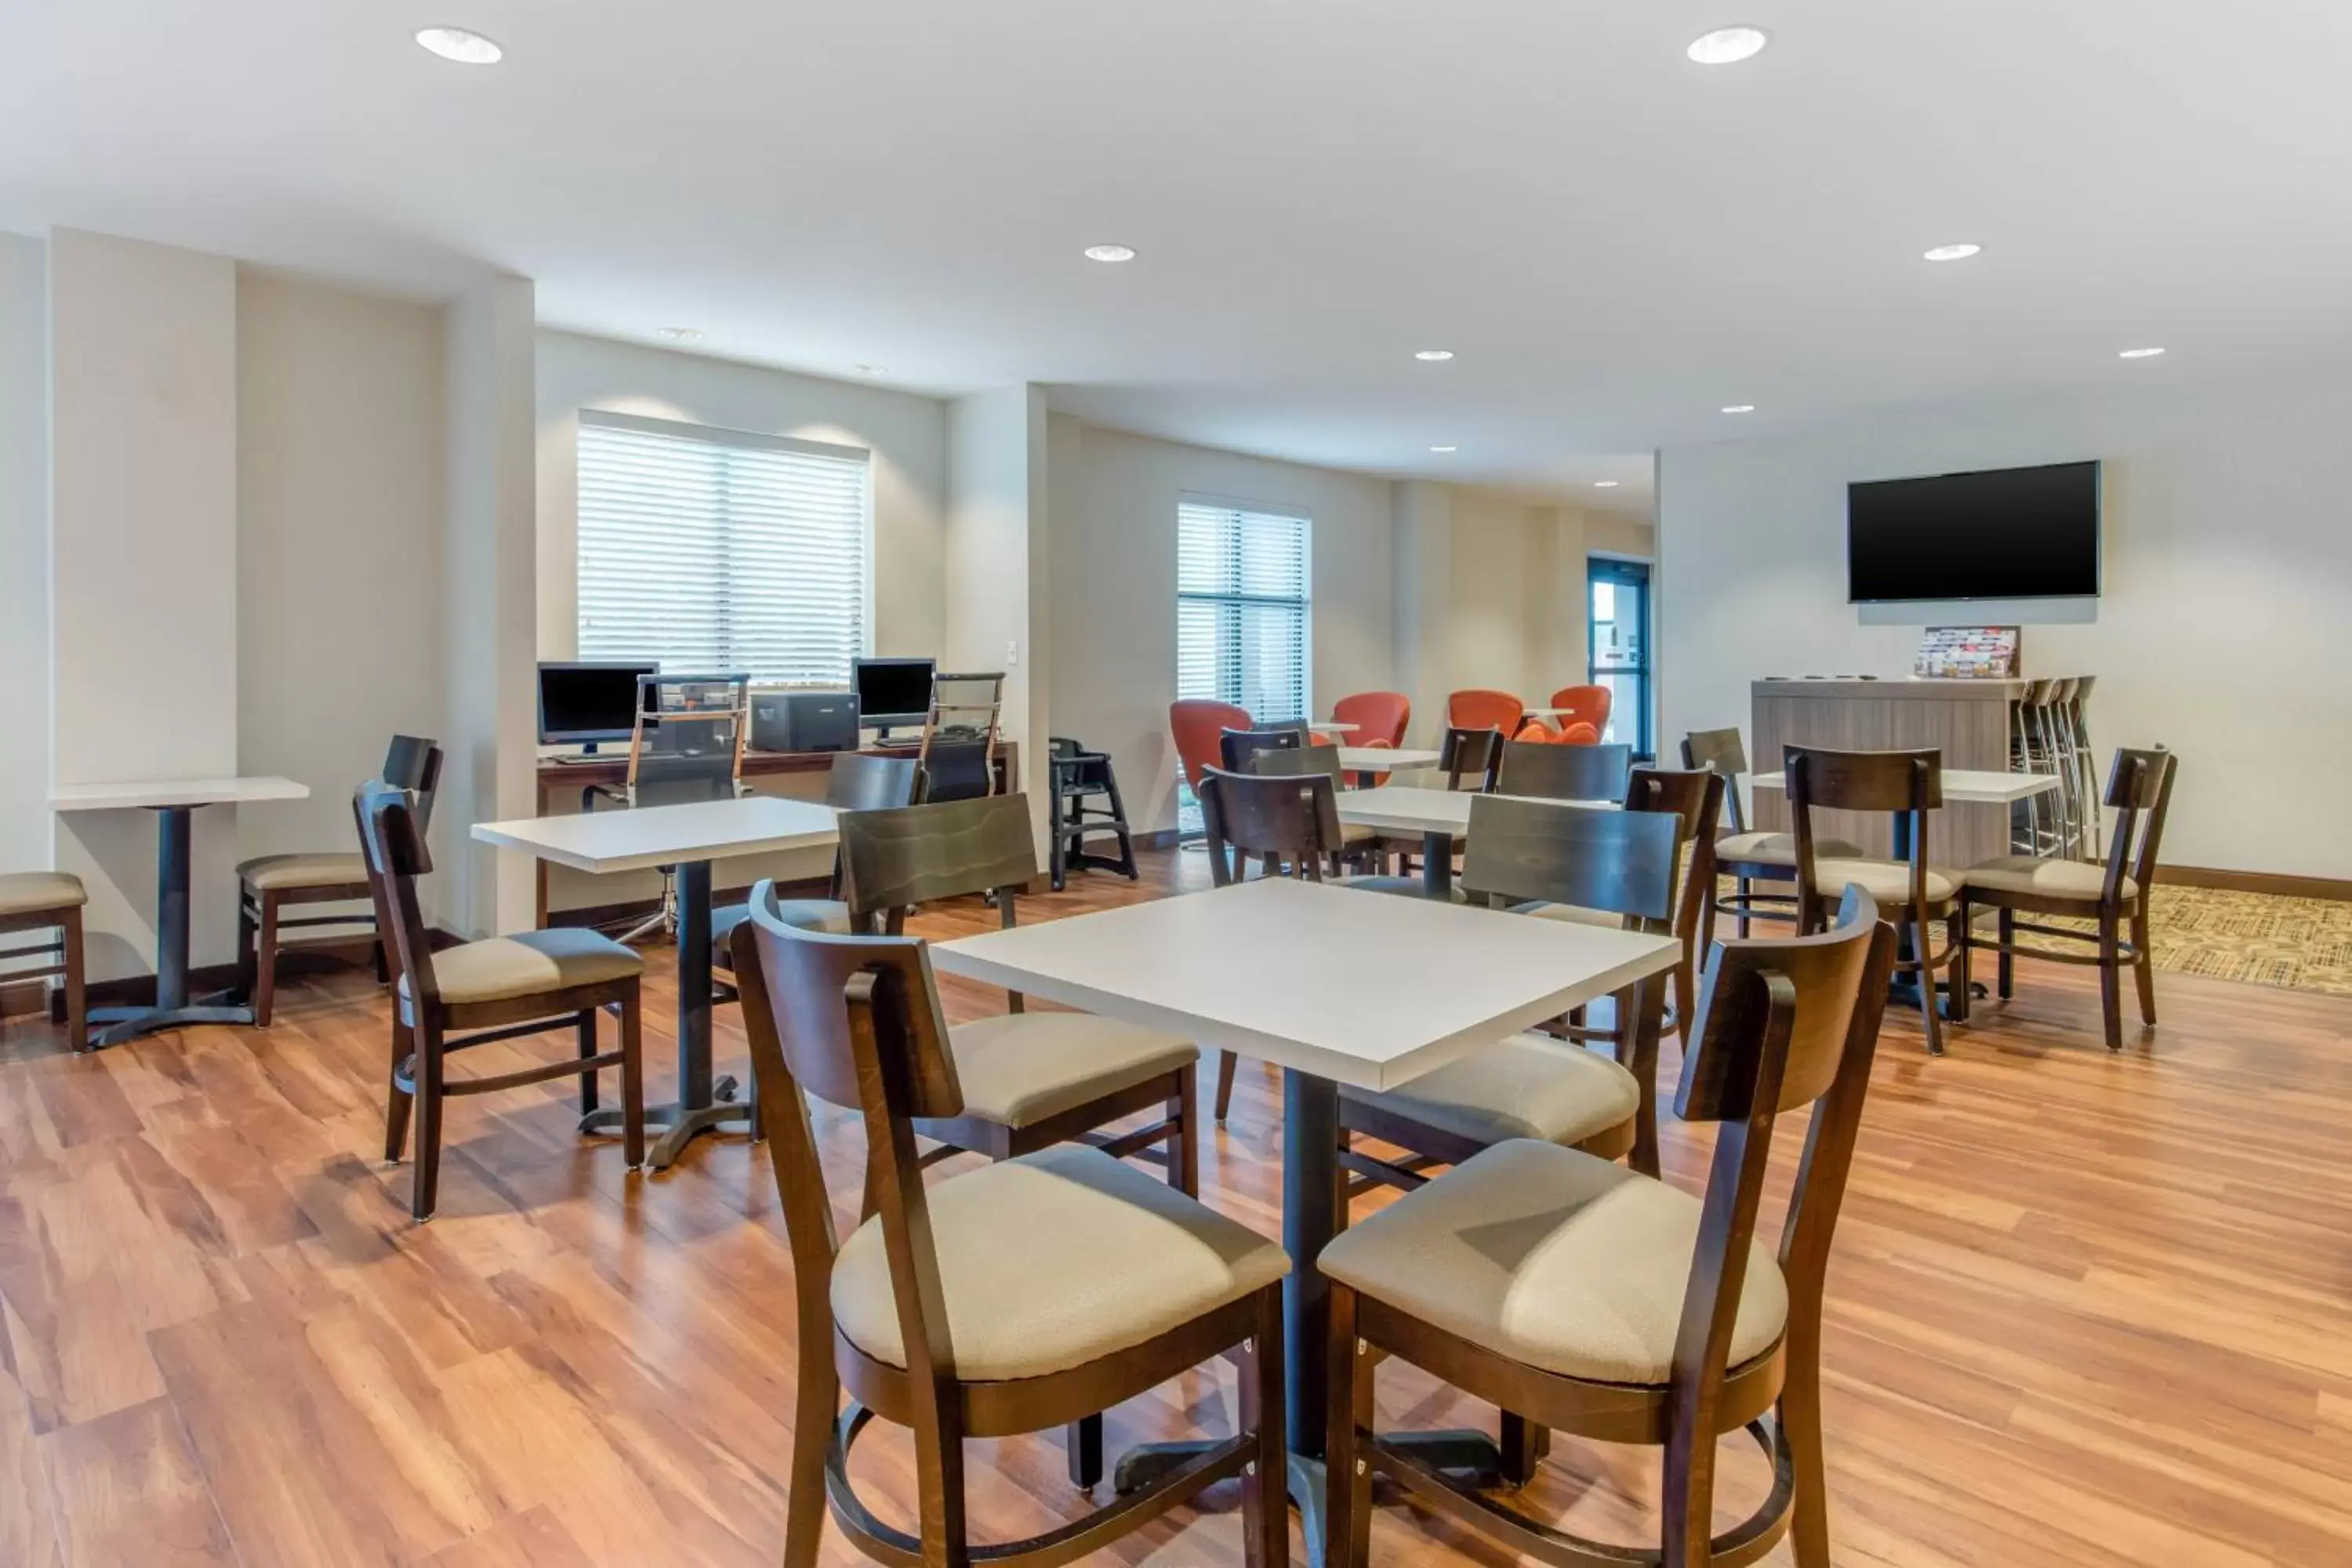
top-left (1750, 679), bottom-right (2022, 866)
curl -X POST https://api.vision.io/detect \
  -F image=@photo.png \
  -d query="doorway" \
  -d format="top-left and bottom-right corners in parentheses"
top-left (1588, 557), bottom-right (1652, 759)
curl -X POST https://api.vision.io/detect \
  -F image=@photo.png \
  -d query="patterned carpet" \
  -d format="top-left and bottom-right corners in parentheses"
top-left (2027, 884), bottom-right (2352, 998)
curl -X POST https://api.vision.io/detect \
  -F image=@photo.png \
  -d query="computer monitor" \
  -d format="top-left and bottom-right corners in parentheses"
top-left (852, 656), bottom-right (935, 738)
top-left (537, 661), bottom-right (657, 750)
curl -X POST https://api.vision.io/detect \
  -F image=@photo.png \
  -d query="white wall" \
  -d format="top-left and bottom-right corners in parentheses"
top-left (1046, 420), bottom-right (1399, 834)
top-left (946, 386), bottom-right (1051, 835)
top-left (235, 270), bottom-right (447, 874)
top-left (535, 330), bottom-right (949, 663)
top-left (1428, 488), bottom-right (1646, 721)
top-left (0, 234), bottom-right (46, 880)
top-left (1657, 374), bottom-right (2352, 878)
top-left (47, 230), bottom-right (241, 975)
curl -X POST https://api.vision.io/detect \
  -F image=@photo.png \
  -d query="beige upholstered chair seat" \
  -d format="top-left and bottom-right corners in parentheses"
top-left (0, 871), bottom-right (87, 918)
top-left (236, 851), bottom-right (368, 892)
top-left (400, 928), bottom-right (644, 1006)
top-left (1319, 1138), bottom-right (1788, 1385)
top-left (1716, 830), bottom-right (1859, 865)
top-left (1962, 855), bottom-right (2136, 902)
top-left (712, 897), bottom-right (851, 966)
top-left (1345, 1034), bottom-right (1638, 1149)
top-left (1809, 857), bottom-right (1957, 905)
top-left (831, 1143), bottom-right (1290, 1381)
top-left (947, 1012), bottom-right (1199, 1128)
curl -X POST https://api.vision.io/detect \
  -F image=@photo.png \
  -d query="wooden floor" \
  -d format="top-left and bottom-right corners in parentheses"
top-left (4, 850), bottom-right (2351, 1566)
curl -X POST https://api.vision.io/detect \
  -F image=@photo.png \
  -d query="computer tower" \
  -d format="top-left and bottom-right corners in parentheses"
top-left (751, 690), bottom-right (860, 753)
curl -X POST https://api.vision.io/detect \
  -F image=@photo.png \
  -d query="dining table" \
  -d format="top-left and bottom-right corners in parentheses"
top-left (473, 794), bottom-right (841, 1168)
top-left (931, 875), bottom-right (1682, 1564)
top-left (1334, 785), bottom-right (1613, 898)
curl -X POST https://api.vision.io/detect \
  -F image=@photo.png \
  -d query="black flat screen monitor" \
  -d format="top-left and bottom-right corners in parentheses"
top-left (853, 657), bottom-right (935, 731)
top-left (538, 661), bottom-right (657, 746)
top-left (1847, 459), bottom-right (2101, 603)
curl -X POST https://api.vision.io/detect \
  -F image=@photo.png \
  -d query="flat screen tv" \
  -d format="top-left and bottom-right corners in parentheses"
top-left (1847, 459), bottom-right (2100, 603)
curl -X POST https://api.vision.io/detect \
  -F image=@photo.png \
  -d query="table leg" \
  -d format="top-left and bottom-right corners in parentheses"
top-left (87, 805), bottom-right (258, 1050)
top-left (585, 858), bottom-right (753, 1168)
top-left (1420, 830), bottom-right (1454, 899)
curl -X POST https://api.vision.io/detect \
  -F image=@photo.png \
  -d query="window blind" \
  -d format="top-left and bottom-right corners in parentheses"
top-left (1176, 499), bottom-right (1311, 724)
top-left (576, 411), bottom-right (871, 684)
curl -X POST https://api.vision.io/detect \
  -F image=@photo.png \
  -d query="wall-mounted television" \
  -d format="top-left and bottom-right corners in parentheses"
top-left (1847, 459), bottom-right (2101, 603)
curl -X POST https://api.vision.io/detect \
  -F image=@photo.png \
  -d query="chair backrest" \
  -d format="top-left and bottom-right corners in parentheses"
top-left (1667, 887), bottom-right (1893, 1403)
top-left (1458, 794), bottom-right (1678, 925)
top-left (1438, 726), bottom-right (1504, 792)
top-left (1496, 739), bottom-right (1633, 802)
top-left (2102, 746), bottom-right (2177, 904)
top-left (835, 793), bottom-right (1036, 931)
top-left (1332, 691), bottom-right (1410, 749)
top-left (352, 779), bottom-right (440, 1008)
top-left (1221, 725), bottom-right (1301, 773)
top-left (1447, 688), bottom-right (1525, 735)
top-left (627, 673), bottom-right (749, 808)
top-left (1546, 684), bottom-right (1613, 736)
top-left (1171, 699), bottom-right (1251, 789)
top-left (916, 738), bottom-right (994, 804)
top-left (1197, 764), bottom-right (1343, 884)
top-left (1786, 746), bottom-right (1940, 921)
top-left (1628, 766), bottom-right (1726, 959)
top-left (730, 892), bottom-right (972, 1392)
top-left (823, 750), bottom-right (927, 812)
top-left (1250, 742), bottom-right (1345, 786)
top-left (1679, 728), bottom-right (1751, 834)
top-left (382, 735), bottom-right (445, 830)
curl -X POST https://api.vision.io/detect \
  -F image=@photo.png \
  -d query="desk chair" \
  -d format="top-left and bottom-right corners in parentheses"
top-left (235, 733), bottom-right (441, 1026)
top-left (597, 673), bottom-right (750, 943)
top-left (0, 873), bottom-right (86, 1047)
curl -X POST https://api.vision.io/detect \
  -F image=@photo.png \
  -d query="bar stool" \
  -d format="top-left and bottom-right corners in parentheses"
top-left (2045, 677), bottom-right (2085, 857)
top-left (2064, 675), bottom-right (2100, 859)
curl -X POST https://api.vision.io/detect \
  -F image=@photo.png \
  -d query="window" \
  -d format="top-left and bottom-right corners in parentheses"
top-left (1588, 556), bottom-right (1653, 757)
top-left (575, 410), bottom-right (871, 683)
top-left (1177, 499), bottom-right (1312, 723)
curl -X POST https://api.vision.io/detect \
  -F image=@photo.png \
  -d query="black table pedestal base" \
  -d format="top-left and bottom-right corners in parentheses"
top-left (581, 1071), bottom-right (754, 1171)
top-left (86, 1000), bottom-right (256, 1050)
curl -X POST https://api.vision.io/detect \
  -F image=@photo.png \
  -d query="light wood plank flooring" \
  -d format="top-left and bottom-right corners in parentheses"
top-left (3, 851), bottom-right (2350, 1566)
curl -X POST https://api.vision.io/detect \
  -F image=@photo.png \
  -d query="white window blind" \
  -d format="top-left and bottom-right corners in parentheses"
top-left (576, 411), bottom-right (871, 683)
top-left (1176, 499), bottom-right (1311, 723)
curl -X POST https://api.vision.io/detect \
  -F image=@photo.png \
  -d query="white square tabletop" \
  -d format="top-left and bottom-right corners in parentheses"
top-left (1334, 746), bottom-right (1443, 774)
top-left (1310, 720), bottom-right (1361, 734)
top-left (931, 876), bottom-right (1681, 1093)
top-left (49, 776), bottom-right (310, 811)
top-left (1332, 784), bottom-right (1611, 837)
top-left (1749, 768), bottom-right (2060, 804)
top-left (472, 795), bottom-right (840, 876)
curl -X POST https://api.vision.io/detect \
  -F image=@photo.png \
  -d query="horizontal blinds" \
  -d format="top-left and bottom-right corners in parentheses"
top-left (1176, 501), bottom-right (1310, 724)
top-left (577, 416), bottom-right (870, 684)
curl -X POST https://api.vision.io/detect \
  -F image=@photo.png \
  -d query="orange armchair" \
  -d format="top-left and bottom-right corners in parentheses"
top-left (1518, 720), bottom-right (1601, 746)
top-left (1171, 699), bottom-right (1251, 789)
top-left (1332, 691), bottom-right (1410, 749)
top-left (1447, 689), bottom-right (1525, 735)
top-left (1545, 684), bottom-right (1613, 739)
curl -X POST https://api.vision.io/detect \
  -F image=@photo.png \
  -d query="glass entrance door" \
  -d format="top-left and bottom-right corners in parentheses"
top-left (1588, 557), bottom-right (1652, 759)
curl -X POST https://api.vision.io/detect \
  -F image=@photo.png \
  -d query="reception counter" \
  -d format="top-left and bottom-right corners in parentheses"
top-left (1749, 678), bottom-right (2024, 866)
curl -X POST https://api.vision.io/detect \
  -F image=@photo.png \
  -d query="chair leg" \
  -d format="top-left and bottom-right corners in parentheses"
top-left (384, 1016), bottom-right (413, 1163)
top-left (1500, 1410), bottom-right (1548, 1487)
top-left (60, 908), bottom-right (87, 1048)
top-left (1948, 902), bottom-right (1973, 1025)
top-left (1911, 908), bottom-right (1942, 1057)
top-left (1734, 876), bottom-right (1752, 938)
top-left (411, 1025), bottom-right (442, 1221)
top-left (576, 1009), bottom-right (600, 1116)
top-left (2132, 906), bottom-right (2158, 1026)
top-left (1323, 1285), bottom-right (1371, 1568)
top-left (1066, 1414), bottom-right (1104, 1490)
top-left (1780, 1332), bottom-right (1833, 1566)
top-left (2099, 914), bottom-right (2124, 1053)
top-left (1997, 908), bottom-right (2016, 1000)
top-left (252, 892), bottom-right (280, 1027)
top-left (1242, 1285), bottom-right (1288, 1568)
top-left (372, 938), bottom-right (390, 985)
top-left (782, 1345), bottom-right (838, 1568)
top-left (1170, 1062), bottom-right (1200, 1197)
top-left (1661, 1402), bottom-right (1720, 1568)
top-left (619, 987), bottom-right (647, 1169)
top-left (1671, 956), bottom-right (1696, 1045)
top-left (1214, 1049), bottom-right (1238, 1123)
top-left (235, 891), bottom-right (259, 1009)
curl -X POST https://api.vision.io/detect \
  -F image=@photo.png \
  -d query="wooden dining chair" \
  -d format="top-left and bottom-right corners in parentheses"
top-left (1495, 739), bottom-right (1633, 802)
top-left (1955, 746), bottom-right (2177, 1051)
top-left (0, 873), bottom-right (86, 1047)
top-left (1197, 764), bottom-right (1350, 1123)
top-left (235, 733), bottom-right (442, 1025)
top-left (354, 778), bottom-right (644, 1221)
top-left (1250, 742), bottom-right (1386, 871)
top-left (1219, 724), bottom-right (1303, 774)
top-left (1788, 745), bottom-right (1958, 1054)
top-left (1322, 888), bottom-right (1896, 1568)
top-left (1681, 728), bottom-right (1860, 938)
top-left (730, 897), bottom-right (1290, 1568)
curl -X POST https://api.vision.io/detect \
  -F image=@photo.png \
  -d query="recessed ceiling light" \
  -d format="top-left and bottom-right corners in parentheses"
top-left (655, 327), bottom-right (702, 342)
top-left (1686, 26), bottom-right (1768, 65)
top-left (2118, 346), bottom-right (2166, 359)
top-left (1414, 349), bottom-right (1456, 362)
top-left (1722, 404), bottom-right (1756, 414)
top-left (1595, 480), bottom-right (1621, 488)
top-left (851, 363), bottom-right (887, 376)
top-left (1923, 243), bottom-right (1983, 263)
top-left (1083, 244), bottom-right (1137, 263)
top-left (415, 26), bottom-right (503, 65)
top-left (1429, 445), bottom-right (1458, 453)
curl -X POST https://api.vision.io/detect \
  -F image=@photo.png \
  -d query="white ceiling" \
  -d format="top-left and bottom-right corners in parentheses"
top-left (6, 2), bottom-right (2352, 515)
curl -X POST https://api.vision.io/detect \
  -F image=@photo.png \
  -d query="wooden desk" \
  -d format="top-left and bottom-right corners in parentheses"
top-left (1751, 679), bottom-right (2024, 865)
